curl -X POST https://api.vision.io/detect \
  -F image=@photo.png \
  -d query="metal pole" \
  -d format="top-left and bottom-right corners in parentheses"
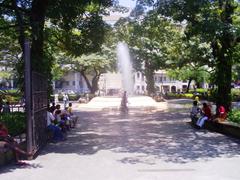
top-left (24, 40), bottom-right (33, 154)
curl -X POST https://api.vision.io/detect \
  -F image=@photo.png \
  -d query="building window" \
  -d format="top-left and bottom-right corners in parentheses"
top-left (65, 81), bottom-right (69, 86)
top-left (159, 77), bottom-right (162, 82)
top-left (137, 72), bottom-right (140, 79)
top-left (73, 81), bottom-right (75, 86)
top-left (137, 85), bottom-right (140, 90)
top-left (142, 75), bottom-right (144, 81)
top-left (142, 85), bottom-right (145, 91)
top-left (163, 77), bottom-right (166, 82)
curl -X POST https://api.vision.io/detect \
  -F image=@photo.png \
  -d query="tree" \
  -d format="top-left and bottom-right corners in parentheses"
top-left (0, 0), bottom-right (115, 89)
top-left (115, 10), bottom-right (184, 95)
top-left (140, 0), bottom-right (240, 111)
top-left (168, 67), bottom-right (210, 92)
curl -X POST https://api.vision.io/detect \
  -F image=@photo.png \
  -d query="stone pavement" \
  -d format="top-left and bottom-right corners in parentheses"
top-left (1, 99), bottom-right (240, 180)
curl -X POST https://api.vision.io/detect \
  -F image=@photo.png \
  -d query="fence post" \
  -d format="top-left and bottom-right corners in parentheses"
top-left (24, 40), bottom-right (33, 154)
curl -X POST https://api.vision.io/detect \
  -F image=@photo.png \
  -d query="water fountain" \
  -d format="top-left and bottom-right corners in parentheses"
top-left (117, 42), bottom-right (134, 95)
top-left (82, 42), bottom-right (166, 111)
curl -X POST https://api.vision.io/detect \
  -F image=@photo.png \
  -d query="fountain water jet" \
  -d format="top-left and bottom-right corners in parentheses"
top-left (117, 42), bottom-right (134, 95)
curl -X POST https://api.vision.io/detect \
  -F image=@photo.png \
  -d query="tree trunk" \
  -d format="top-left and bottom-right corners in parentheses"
top-left (145, 60), bottom-right (155, 96)
top-left (80, 70), bottom-right (101, 94)
top-left (30, 0), bottom-right (49, 73)
top-left (91, 75), bottom-right (100, 94)
top-left (215, 54), bottom-right (232, 112)
top-left (186, 78), bottom-right (192, 93)
top-left (11, 0), bottom-right (25, 52)
top-left (80, 71), bottom-right (93, 93)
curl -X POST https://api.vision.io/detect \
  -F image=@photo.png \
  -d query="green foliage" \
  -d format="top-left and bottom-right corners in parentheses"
top-left (231, 89), bottom-right (240, 101)
top-left (140, 0), bottom-right (240, 110)
top-left (189, 88), bottom-right (208, 94)
top-left (168, 67), bottom-right (210, 85)
top-left (68, 94), bottom-right (81, 101)
top-left (115, 9), bottom-right (184, 94)
top-left (0, 89), bottom-right (22, 104)
top-left (0, 112), bottom-right (26, 136)
top-left (228, 109), bottom-right (240, 124)
top-left (165, 92), bottom-right (193, 99)
top-left (0, 0), bottom-right (115, 96)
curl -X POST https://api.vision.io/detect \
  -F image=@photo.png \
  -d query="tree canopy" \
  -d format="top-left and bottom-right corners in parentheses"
top-left (137, 0), bottom-right (240, 110)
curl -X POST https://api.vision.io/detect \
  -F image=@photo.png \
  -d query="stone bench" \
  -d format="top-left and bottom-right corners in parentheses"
top-left (190, 118), bottom-right (240, 139)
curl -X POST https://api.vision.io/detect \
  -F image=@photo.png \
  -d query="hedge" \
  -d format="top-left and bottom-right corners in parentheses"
top-left (0, 112), bottom-right (26, 136)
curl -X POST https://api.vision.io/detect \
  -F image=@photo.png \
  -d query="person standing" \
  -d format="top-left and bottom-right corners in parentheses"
top-left (120, 91), bottom-right (128, 113)
top-left (0, 96), bottom-right (3, 113)
top-left (63, 93), bottom-right (69, 109)
top-left (2, 101), bottom-right (10, 113)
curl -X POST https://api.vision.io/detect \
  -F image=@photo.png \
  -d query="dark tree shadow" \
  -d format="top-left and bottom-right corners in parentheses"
top-left (38, 100), bottom-right (240, 165)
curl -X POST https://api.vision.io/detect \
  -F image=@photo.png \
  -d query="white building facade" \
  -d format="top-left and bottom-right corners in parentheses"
top-left (54, 71), bottom-right (89, 94)
top-left (99, 70), bottom-right (193, 96)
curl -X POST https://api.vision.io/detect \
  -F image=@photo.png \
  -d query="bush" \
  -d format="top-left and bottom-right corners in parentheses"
top-left (0, 112), bottom-right (26, 136)
top-left (183, 93), bottom-right (194, 98)
top-left (227, 109), bottom-right (240, 124)
top-left (189, 88), bottom-right (207, 94)
top-left (0, 90), bottom-right (22, 104)
top-left (231, 89), bottom-right (240, 101)
top-left (165, 93), bottom-right (193, 99)
top-left (68, 94), bottom-right (81, 101)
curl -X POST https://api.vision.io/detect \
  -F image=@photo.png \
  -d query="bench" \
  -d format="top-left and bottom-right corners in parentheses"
top-left (190, 118), bottom-right (240, 139)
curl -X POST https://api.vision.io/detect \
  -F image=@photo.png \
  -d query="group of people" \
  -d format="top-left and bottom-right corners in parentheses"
top-left (190, 100), bottom-right (227, 128)
top-left (0, 102), bottom-right (77, 165)
top-left (47, 102), bottom-right (77, 142)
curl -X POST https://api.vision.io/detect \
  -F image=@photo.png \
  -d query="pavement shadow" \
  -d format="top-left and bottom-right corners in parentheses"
top-left (39, 103), bottom-right (240, 165)
top-left (0, 162), bottom-right (43, 174)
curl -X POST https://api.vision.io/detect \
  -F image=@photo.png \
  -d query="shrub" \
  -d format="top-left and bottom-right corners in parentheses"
top-left (0, 112), bottom-right (26, 136)
top-left (68, 94), bottom-right (80, 101)
top-left (227, 109), bottom-right (240, 124)
top-left (165, 93), bottom-right (193, 99)
top-left (231, 89), bottom-right (240, 101)
top-left (189, 88), bottom-right (207, 94)
top-left (0, 90), bottom-right (22, 104)
top-left (183, 93), bottom-right (194, 98)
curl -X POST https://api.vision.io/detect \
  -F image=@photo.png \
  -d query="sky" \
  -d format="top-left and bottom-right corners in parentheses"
top-left (103, 0), bottom-right (137, 24)
top-left (118, 0), bottom-right (136, 8)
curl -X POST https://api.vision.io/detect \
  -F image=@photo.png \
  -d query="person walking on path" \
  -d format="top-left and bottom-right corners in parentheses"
top-left (63, 93), bottom-right (69, 109)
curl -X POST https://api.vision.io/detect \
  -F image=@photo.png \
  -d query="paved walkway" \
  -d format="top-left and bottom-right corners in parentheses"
top-left (1, 99), bottom-right (240, 180)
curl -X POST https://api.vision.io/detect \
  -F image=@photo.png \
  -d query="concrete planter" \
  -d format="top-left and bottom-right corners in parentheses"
top-left (191, 117), bottom-right (240, 139)
top-left (204, 121), bottom-right (240, 139)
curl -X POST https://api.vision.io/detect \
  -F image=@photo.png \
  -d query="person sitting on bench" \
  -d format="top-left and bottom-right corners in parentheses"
top-left (215, 105), bottom-right (227, 122)
top-left (196, 102), bottom-right (212, 128)
top-left (190, 100), bottom-right (201, 122)
top-left (0, 122), bottom-right (32, 164)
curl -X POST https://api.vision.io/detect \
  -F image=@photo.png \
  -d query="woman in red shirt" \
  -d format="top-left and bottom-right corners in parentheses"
top-left (196, 103), bottom-right (212, 128)
top-left (0, 122), bottom-right (32, 164)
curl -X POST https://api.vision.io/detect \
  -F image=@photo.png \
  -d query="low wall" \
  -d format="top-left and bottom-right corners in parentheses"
top-left (204, 121), bottom-right (240, 139)
top-left (191, 118), bottom-right (240, 139)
